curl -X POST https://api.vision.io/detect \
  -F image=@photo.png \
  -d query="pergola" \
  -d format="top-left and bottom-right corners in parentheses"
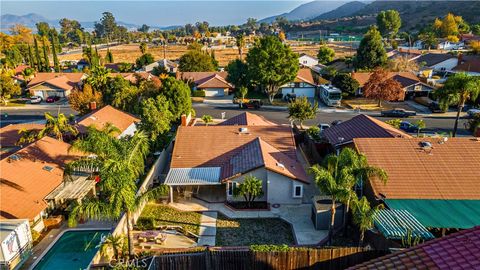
top-left (45, 174), bottom-right (96, 204)
top-left (163, 167), bottom-right (223, 202)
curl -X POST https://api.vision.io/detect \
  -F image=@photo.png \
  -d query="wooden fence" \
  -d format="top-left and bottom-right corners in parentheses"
top-left (147, 248), bottom-right (388, 270)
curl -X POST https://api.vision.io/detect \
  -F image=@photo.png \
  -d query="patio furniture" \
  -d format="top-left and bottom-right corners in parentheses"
top-left (138, 237), bottom-right (147, 243)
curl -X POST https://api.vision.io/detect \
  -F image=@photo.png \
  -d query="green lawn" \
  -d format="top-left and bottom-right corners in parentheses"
top-left (1, 99), bottom-right (27, 107)
top-left (216, 214), bottom-right (295, 246)
top-left (139, 203), bottom-right (202, 235)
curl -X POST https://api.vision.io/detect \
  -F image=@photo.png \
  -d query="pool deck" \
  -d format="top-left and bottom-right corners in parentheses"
top-left (22, 220), bottom-right (115, 270)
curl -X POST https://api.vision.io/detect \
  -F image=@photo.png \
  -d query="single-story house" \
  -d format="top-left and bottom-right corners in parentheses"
top-left (0, 137), bottom-right (93, 232)
top-left (0, 123), bottom-right (45, 157)
top-left (299, 53), bottom-right (319, 68)
top-left (0, 219), bottom-right (33, 270)
top-left (76, 105), bottom-right (140, 138)
top-left (437, 39), bottom-right (465, 50)
top-left (322, 114), bottom-right (411, 154)
top-left (164, 112), bottom-right (309, 205)
top-left (108, 72), bottom-right (160, 85)
top-left (280, 68), bottom-right (325, 98)
top-left (354, 137), bottom-right (480, 230)
top-left (386, 48), bottom-right (422, 60)
top-left (452, 55), bottom-right (480, 76)
top-left (141, 59), bottom-right (178, 73)
top-left (352, 71), bottom-right (434, 99)
top-left (349, 226), bottom-right (480, 269)
top-left (27, 73), bottom-right (85, 99)
top-left (414, 53), bottom-right (458, 72)
top-left (177, 72), bottom-right (233, 97)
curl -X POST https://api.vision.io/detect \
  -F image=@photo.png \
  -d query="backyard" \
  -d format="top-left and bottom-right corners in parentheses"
top-left (216, 214), bottom-right (295, 246)
top-left (138, 203), bottom-right (202, 235)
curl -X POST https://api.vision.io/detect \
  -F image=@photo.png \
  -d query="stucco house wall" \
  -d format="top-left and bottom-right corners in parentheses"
top-left (119, 123), bottom-right (138, 138)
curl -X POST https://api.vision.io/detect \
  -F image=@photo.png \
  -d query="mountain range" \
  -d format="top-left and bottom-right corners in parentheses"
top-left (259, 1), bottom-right (352, 23)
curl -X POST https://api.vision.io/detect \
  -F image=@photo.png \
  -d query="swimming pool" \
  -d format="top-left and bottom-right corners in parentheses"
top-left (33, 230), bottom-right (109, 270)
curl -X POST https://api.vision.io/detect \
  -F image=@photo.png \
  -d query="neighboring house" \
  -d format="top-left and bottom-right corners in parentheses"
top-left (108, 72), bottom-right (160, 84)
top-left (0, 123), bottom-right (44, 157)
top-left (310, 63), bottom-right (327, 74)
top-left (280, 68), bottom-right (323, 98)
top-left (76, 59), bottom-right (89, 71)
top-left (164, 112), bottom-right (309, 205)
top-left (0, 137), bottom-right (92, 233)
top-left (104, 63), bottom-right (121, 72)
top-left (452, 54), bottom-right (480, 76)
top-left (76, 105), bottom-right (140, 138)
top-left (322, 114), bottom-right (411, 154)
top-left (141, 59), bottom-right (178, 73)
top-left (437, 39), bottom-right (465, 50)
top-left (0, 219), bottom-right (33, 270)
top-left (398, 40), bottom-right (424, 50)
top-left (27, 73), bottom-right (85, 99)
top-left (414, 53), bottom-right (458, 72)
top-left (177, 72), bottom-right (233, 97)
top-left (354, 137), bottom-right (480, 230)
top-left (350, 226), bottom-right (480, 270)
top-left (299, 53), bottom-right (319, 68)
top-left (386, 48), bottom-right (422, 60)
top-left (352, 72), bottom-right (434, 100)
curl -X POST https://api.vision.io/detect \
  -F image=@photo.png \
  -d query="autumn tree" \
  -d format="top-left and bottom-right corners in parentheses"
top-left (69, 84), bottom-right (103, 115)
top-left (433, 13), bottom-right (469, 38)
top-left (363, 68), bottom-right (403, 107)
top-left (0, 72), bottom-right (21, 105)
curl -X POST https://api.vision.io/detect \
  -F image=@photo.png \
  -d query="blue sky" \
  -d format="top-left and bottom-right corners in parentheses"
top-left (1, 1), bottom-right (310, 26)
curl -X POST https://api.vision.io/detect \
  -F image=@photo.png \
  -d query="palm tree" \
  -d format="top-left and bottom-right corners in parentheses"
top-left (309, 157), bottom-right (351, 245)
top-left (16, 128), bottom-right (39, 146)
top-left (67, 126), bottom-right (168, 257)
top-left (84, 66), bottom-right (110, 94)
top-left (351, 196), bottom-right (383, 246)
top-left (201, 115), bottom-right (213, 126)
top-left (435, 73), bottom-right (480, 137)
top-left (236, 34), bottom-right (245, 59)
top-left (100, 234), bottom-right (126, 261)
top-left (38, 112), bottom-right (78, 141)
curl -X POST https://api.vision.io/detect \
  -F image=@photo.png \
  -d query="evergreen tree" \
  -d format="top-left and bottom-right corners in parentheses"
top-left (105, 49), bottom-right (114, 64)
top-left (50, 32), bottom-right (60, 72)
top-left (42, 38), bottom-right (49, 71)
top-left (355, 26), bottom-right (387, 70)
top-left (34, 37), bottom-right (43, 71)
top-left (376, 10), bottom-right (402, 39)
top-left (27, 44), bottom-right (35, 69)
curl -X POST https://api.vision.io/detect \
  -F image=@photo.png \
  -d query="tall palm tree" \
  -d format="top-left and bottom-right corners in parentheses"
top-left (351, 196), bottom-right (383, 246)
top-left (85, 66), bottom-right (110, 94)
top-left (309, 157), bottom-right (351, 245)
top-left (435, 73), bottom-right (480, 137)
top-left (67, 126), bottom-right (168, 257)
top-left (236, 34), bottom-right (245, 60)
top-left (38, 112), bottom-right (78, 141)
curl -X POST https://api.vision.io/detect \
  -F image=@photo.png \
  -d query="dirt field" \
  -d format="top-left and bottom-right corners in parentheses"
top-left (58, 42), bottom-right (355, 67)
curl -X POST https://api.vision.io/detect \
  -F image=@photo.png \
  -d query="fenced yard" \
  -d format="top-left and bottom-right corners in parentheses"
top-left (147, 247), bottom-right (388, 270)
top-left (137, 203), bottom-right (202, 235)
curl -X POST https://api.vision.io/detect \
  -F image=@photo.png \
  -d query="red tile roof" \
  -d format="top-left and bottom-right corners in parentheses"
top-left (349, 226), bottom-right (480, 270)
top-left (195, 74), bottom-right (233, 89)
top-left (218, 112), bottom-right (277, 126)
top-left (354, 138), bottom-right (480, 200)
top-left (323, 114), bottom-right (411, 147)
top-left (295, 68), bottom-right (316, 85)
top-left (27, 73), bottom-right (84, 91)
top-left (76, 105), bottom-right (140, 134)
top-left (0, 123), bottom-right (44, 148)
top-left (0, 137), bottom-right (82, 220)
top-left (177, 72), bottom-right (228, 82)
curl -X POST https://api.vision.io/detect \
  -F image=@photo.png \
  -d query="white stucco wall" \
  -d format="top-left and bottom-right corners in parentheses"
top-left (299, 55), bottom-right (318, 68)
top-left (119, 123), bottom-right (138, 138)
top-left (430, 58), bottom-right (458, 71)
top-left (227, 168), bottom-right (268, 202)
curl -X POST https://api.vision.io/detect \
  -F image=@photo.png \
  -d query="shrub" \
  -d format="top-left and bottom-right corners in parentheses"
top-left (31, 229), bottom-right (41, 243)
top-left (385, 118), bottom-right (402, 128)
top-left (136, 217), bottom-right (155, 230)
top-left (192, 90), bottom-right (206, 97)
top-left (250, 244), bottom-right (291, 252)
top-left (306, 126), bottom-right (321, 141)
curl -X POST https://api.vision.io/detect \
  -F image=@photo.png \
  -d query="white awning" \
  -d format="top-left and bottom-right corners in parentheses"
top-left (164, 167), bottom-right (222, 185)
top-left (45, 175), bottom-right (96, 201)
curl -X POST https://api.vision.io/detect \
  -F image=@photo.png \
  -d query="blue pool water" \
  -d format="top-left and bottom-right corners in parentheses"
top-left (33, 230), bottom-right (109, 270)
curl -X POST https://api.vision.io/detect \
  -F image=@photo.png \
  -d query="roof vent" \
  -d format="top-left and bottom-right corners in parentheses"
top-left (419, 141), bottom-right (433, 150)
top-left (42, 165), bottom-right (54, 172)
top-left (8, 154), bottom-right (21, 162)
top-left (89, 116), bottom-right (97, 121)
top-left (276, 162), bottom-right (285, 170)
top-left (239, 127), bottom-right (249, 133)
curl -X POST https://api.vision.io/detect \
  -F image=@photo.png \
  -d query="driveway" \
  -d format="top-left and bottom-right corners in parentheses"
top-left (203, 95), bottom-right (234, 105)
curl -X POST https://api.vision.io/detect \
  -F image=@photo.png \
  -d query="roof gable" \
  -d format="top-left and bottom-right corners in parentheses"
top-left (77, 105), bottom-right (140, 134)
top-left (218, 112), bottom-right (276, 126)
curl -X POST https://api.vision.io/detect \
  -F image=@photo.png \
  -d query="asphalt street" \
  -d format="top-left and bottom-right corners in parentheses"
top-left (0, 103), bottom-right (471, 136)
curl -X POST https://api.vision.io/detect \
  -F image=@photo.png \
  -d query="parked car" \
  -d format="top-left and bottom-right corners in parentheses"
top-left (381, 108), bottom-right (416, 117)
top-left (317, 123), bottom-right (330, 132)
top-left (283, 93), bottom-right (296, 103)
top-left (467, 108), bottom-right (480, 118)
top-left (239, 99), bottom-right (263, 109)
top-left (399, 121), bottom-right (419, 133)
top-left (46, 96), bottom-right (61, 103)
top-left (29, 96), bottom-right (42, 104)
top-left (428, 101), bottom-right (445, 113)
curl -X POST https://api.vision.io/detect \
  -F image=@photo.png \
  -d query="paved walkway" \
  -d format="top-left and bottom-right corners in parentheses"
top-left (169, 200), bottom-right (327, 246)
top-left (197, 212), bottom-right (217, 246)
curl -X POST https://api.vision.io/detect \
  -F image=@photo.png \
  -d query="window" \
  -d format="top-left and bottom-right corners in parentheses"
top-left (293, 184), bottom-right (303, 198)
top-left (227, 182), bottom-right (237, 196)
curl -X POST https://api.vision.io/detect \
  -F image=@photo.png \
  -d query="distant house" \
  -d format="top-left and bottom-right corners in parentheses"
top-left (437, 39), bottom-right (465, 50)
top-left (299, 54), bottom-right (318, 68)
top-left (321, 114), bottom-right (411, 154)
top-left (0, 137), bottom-right (90, 232)
top-left (280, 68), bottom-right (325, 98)
top-left (76, 105), bottom-right (140, 138)
top-left (354, 137), bottom-right (480, 230)
top-left (164, 112), bottom-right (309, 205)
top-left (141, 59), bottom-right (178, 73)
top-left (76, 59), bottom-right (89, 71)
top-left (177, 72), bottom-right (233, 97)
top-left (387, 48), bottom-right (422, 61)
top-left (27, 73), bottom-right (85, 99)
top-left (414, 53), bottom-right (458, 72)
top-left (108, 72), bottom-right (160, 85)
top-left (352, 71), bottom-right (434, 100)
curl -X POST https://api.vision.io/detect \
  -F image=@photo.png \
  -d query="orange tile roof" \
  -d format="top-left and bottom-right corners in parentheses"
top-left (218, 112), bottom-right (276, 126)
top-left (0, 123), bottom-right (44, 148)
top-left (176, 72), bottom-right (228, 82)
top-left (354, 138), bottom-right (480, 200)
top-left (77, 105), bottom-right (140, 134)
top-left (28, 73), bottom-right (84, 90)
top-left (352, 72), bottom-right (420, 87)
top-left (196, 74), bottom-right (233, 89)
top-left (0, 137), bottom-right (82, 220)
top-left (294, 68), bottom-right (316, 85)
top-left (172, 123), bottom-right (308, 183)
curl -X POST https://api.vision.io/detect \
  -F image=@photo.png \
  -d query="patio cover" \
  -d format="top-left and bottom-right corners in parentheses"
top-left (374, 209), bottom-right (434, 240)
top-left (164, 167), bottom-right (222, 185)
top-left (385, 199), bottom-right (480, 229)
top-left (45, 175), bottom-right (95, 202)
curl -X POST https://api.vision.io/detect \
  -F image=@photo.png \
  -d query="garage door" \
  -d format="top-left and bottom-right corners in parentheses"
top-left (204, 88), bottom-right (225, 97)
top-left (33, 91), bottom-right (44, 99)
top-left (293, 87), bottom-right (315, 98)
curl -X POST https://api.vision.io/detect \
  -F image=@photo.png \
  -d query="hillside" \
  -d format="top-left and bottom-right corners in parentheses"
top-left (313, 1), bottom-right (367, 20)
top-left (259, 1), bottom-right (349, 23)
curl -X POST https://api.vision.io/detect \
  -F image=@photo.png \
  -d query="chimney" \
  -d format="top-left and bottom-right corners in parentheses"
top-left (89, 101), bottom-right (97, 111)
top-left (181, 114), bottom-right (187, 126)
top-left (458, 54), bottom-right (464, 65)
